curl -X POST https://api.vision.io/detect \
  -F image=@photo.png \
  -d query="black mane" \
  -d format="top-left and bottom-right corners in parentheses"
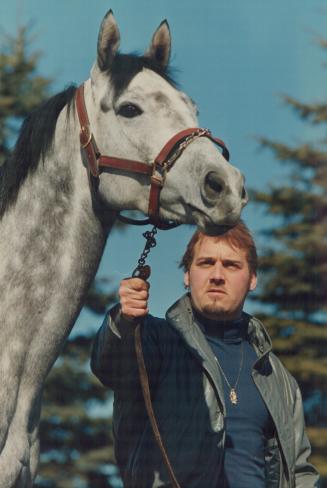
top-left (109, 52), bottom-right (177, 98)
top-left (0, 85), bottom-right (77, 217)
top-left (0, 53), bottom-right (176, 217)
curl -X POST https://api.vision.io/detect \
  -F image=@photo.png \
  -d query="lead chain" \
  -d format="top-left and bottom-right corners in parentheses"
top-left (165, 129), bottom-right (209, 171)
top-left (132, 226), bottom-right (158, 279)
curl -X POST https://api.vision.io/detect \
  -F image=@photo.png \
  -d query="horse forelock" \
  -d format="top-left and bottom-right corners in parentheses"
top-left (108, 52), bottom-right (177, 99)
top-left (0, 85), bottom-right (77, 218)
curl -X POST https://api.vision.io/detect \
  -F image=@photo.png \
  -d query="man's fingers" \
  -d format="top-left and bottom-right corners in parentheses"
top-left (120, 297), bottom-right (148, 309)
top-left (119, 279), bottom-right (149, 302)
top-left (121, 277), bottom-right (150, 291)
top-left (122, 307), bottom-right (149, 320)
top-left (119, 277), bottom-right (150, 319)
top-left (120, 289), bottom-right (149, 300)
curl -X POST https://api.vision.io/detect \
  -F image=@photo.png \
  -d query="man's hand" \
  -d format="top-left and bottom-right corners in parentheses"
top-left (119, 278), bottom-right (150, 321)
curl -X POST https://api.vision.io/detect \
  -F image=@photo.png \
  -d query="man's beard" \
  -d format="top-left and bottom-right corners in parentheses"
top-left (201, 300), bottom-right (229, 319)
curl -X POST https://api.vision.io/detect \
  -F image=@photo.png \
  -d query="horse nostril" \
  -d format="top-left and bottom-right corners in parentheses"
top-left (241, 186), bottom-right (247, 200)
top-left (204, 172), bottom-right (225, 200)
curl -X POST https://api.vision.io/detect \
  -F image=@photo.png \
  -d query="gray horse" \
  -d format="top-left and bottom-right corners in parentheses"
top-left (0, 10), bottom-right (247, 487)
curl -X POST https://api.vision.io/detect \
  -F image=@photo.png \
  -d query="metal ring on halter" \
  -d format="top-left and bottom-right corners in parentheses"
top-left (117, 214), bottom-right (151, 226)
top-left (80, 127), bottom-right (93, 149)
top-left (117, 213), bottom-right (180, 230)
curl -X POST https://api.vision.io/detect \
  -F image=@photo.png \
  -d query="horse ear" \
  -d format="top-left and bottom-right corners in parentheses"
top-left (145, 20), bottom-right (171, 68)
top-left (97, 9), bottom-right (120, 71)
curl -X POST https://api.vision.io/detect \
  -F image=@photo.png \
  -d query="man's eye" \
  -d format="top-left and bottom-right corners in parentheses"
top-left (198, 261), bottom-right (212, 267)
top-left (225, 262), bottom-right (239, 269)
top-left (117, 103), bottom-right (143, 118)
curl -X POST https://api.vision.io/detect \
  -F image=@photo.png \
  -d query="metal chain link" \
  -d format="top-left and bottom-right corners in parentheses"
top-left (130, 130), bottom-right (210, 279)
top-left (132, 226), bottom-right (158, 280)
top-left (164, 128), bottom-right (210, 171)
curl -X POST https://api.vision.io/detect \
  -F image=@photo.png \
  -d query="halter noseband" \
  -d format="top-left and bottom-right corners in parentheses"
top-left (75, 83), bottom-right (230, 230)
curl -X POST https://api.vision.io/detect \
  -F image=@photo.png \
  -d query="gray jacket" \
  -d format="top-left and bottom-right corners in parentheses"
top-left (91, 294), bottom-right (319, 488)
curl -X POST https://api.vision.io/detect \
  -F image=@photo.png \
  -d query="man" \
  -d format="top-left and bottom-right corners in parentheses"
top-left (91, 221), bottom-right (319, 488)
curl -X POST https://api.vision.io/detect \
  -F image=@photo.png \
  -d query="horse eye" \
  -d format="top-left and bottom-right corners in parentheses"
top-left (117, 103), bottom-right (143, 118)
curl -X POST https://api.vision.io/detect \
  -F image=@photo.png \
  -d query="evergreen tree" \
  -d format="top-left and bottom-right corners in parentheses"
top-left (36, 332), bottom-right (121, 488)
top-left (36, 280), bottom-right (120, 487)
top-left (0, 26), bottom-right (51, 164)
top-left (251, 41), bottom-right (327, 482)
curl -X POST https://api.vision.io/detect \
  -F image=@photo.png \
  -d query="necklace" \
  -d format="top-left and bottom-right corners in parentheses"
top-left (214, 342), bottom-right (244, 405)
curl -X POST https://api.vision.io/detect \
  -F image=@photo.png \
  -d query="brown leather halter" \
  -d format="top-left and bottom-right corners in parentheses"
top-left (75, 83), bottom-right (230, 230)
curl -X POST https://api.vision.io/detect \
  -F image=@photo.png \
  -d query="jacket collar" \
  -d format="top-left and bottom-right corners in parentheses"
top-left (166, 294), bottom-right (226, 410)
top-left (166, 294), bottom-right (273, 365)
top-left (166, 294), bottom-right (218, 366)
top-left (244, 313), bottom-right (273, 365)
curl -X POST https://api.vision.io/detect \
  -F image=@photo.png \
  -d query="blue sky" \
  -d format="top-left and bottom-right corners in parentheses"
top-left (1, 0), bottom-right (326, 328)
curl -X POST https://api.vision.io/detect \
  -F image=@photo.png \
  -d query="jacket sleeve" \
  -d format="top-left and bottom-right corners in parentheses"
top-left (90, 304), bottom-right (161, 400)
top-left (292, 384), bottom-right (320, 487)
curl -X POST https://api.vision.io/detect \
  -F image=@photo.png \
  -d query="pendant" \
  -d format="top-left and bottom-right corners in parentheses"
top-left (230, 388), bottom-right (238, 405)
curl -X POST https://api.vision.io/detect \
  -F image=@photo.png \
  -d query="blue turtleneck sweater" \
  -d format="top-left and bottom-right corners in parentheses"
top-left (194, 312), bottom-right (274, 488)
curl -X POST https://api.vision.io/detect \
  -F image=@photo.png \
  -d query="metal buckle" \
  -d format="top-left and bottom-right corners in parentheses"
top-left (80, 126), bottom-right (93, 149)
top-left (151, 174), bottom-right (164, 187)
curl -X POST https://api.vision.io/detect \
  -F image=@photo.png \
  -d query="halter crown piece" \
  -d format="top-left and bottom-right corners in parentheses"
top-left (75, 83), bottom-right (230, 230)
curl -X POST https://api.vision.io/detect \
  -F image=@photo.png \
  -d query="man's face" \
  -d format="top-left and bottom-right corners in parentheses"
top-left (184, 236), bottom-right (257, 321)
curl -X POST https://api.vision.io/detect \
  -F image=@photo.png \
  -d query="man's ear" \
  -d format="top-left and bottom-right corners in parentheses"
top-left (249, 273), bottom-right (257, 292)
top-left (184, 272), bottom-right (190, 288)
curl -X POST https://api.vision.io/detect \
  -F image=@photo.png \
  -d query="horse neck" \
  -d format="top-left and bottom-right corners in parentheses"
top-left (0, 104), bottom-right (114, 336)
top-left (0, 106), bottom-right (116, 469)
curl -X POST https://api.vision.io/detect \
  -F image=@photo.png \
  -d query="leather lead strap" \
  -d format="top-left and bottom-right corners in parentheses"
top-left (135, 324), bottom-right (181, 488)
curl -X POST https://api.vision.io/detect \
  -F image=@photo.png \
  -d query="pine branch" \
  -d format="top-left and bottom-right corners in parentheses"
top-left (283, 95), bottom-right (327, 123)
top-left (257, 137), bottom-right (327, 170)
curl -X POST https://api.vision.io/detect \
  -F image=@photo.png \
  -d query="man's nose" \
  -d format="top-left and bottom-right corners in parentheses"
top-left (210, 263), bottom-right (225, 282)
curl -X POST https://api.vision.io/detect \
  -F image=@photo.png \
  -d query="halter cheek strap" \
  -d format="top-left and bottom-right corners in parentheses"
top-left (75, 83), bottom-right (230, 229)
top-left (148, 128), bottom-right (230, 226)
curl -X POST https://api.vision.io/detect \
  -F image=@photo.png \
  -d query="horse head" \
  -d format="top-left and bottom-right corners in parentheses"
top-left (82, 10), bottom-right (247, 233)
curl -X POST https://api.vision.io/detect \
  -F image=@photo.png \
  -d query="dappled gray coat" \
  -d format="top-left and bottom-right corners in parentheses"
top-left (91, 294), bottom-right (319, 488)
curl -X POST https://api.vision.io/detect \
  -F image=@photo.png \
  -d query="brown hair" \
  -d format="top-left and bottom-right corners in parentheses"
top-left (180, 220), bottom-right (258, 275)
